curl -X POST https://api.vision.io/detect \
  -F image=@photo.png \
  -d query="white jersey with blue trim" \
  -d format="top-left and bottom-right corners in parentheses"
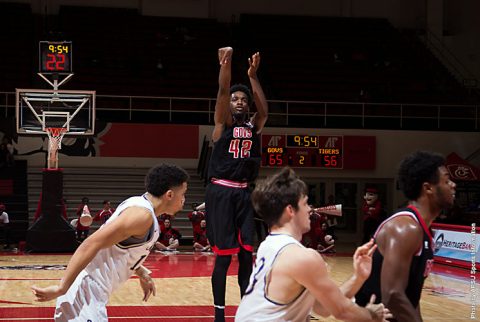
top-left (84, 194), bottom-right (159, 295)
top-left (235, 234), bottom-right (315, 322)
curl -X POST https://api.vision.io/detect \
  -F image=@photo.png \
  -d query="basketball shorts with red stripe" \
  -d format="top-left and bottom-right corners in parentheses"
top-left (205, 183), bottom-right (254, 255)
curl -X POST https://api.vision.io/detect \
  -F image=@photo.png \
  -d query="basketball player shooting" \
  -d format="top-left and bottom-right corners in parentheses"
top-left (205, 46), bottom-right (268, 322)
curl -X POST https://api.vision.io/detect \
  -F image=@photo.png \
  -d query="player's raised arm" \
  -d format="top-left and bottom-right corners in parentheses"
top-left (247, 52), bottom-right (268, 132)
top-left (212, 46), bottom-right (233, 142)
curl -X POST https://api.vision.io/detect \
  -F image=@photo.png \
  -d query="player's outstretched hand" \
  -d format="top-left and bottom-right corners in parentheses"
top-left (248, 52), bottom-right (261, 78)
top-left (31, 285), bottom-right (64, 302)
top-left (352, 238), bottom-right (377, 281)
top-left (139, 275), bottom-right (156, 302)
top-left (365, 294), bottom-right (393, 322)
top-left (218, 47), bottom-right (233, 65)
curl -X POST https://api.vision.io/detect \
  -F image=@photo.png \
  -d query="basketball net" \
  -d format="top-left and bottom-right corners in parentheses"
top-left (46, 127), bottom-right (67, 169)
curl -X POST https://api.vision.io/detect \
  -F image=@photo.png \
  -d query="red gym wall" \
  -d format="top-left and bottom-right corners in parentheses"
top-left (97, 124), bottom-right (199, 158)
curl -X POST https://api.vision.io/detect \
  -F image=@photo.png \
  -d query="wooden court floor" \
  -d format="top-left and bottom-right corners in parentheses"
top-left (0, 250), bottom-right (478, 321)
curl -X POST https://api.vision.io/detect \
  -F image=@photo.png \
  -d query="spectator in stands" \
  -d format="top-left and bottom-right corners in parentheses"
top-left (155, 218), bottom-right (181, 251)
top-left (188, 202), bottom-right (206, 232)
top-left (302, 207), bottom-right (327, 250)
top-left (75, 197), bottom-right (91, 243)
top-left (361, 187), bottom-right (383, 244)
top-left (0, 203), bottom-right (11, 250)
top-left (93, 200), bottom-right (115, 224)
top-left (158, 213), bottom-right (173, 232)
top-left (193, 219), bottom-right (211, 252)
top-left (317, 222), bottom-right (336, 254)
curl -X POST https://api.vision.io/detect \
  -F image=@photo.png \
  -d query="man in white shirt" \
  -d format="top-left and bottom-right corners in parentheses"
top-left (0, 203), bottom-right (11, 250)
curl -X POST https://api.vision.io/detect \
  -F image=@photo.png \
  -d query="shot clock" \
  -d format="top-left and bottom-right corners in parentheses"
top-left (262, 134), bottom-right (343, 168)
top-left (39, 41), bottom-right (72, 74)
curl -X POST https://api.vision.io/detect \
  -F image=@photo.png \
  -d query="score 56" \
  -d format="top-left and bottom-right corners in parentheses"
top-left (322, 155), bottom-right (338, 167)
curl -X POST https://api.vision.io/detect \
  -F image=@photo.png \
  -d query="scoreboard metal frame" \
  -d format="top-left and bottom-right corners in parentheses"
top-left (261, 134), bottom-right (344, 169)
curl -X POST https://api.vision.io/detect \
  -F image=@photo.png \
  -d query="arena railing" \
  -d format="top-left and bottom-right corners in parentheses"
top-left (1, 92), bottom-right (478, 131)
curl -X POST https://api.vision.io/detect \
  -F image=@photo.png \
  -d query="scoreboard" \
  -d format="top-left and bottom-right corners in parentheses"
top-left (39, 41), bottom-right (72, 74)
top-left (262, 134), bottom-right (343, 168)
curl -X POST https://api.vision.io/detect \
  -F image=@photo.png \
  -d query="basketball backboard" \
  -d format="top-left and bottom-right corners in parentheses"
top-left (16, 88), bottom-right (95, 136)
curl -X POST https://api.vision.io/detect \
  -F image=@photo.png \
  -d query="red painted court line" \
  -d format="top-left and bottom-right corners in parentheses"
top-left (0, 305), bottom-right (238, 319)
top-left (0, 300), bottom-right (33, 305)
top-left (432, 263), bottom-right (480, 282)
top-left (0, 278), bottom-right (59, 281)
top-left (0, 252), bottom-right (73, 256)
top-left (0, 307), bottom-right (54, 318)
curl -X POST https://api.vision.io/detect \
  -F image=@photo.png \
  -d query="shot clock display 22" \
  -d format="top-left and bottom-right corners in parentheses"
top-left (39, 41), bottom-right (72, 74)
top-left (262, 134), bottom-right (343, 168)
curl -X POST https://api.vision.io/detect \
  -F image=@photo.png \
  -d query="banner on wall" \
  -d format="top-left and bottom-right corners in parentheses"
top-left (445, 152), bottom-right (480, 181)
top-left (432, 224), bottom-right (480, 268)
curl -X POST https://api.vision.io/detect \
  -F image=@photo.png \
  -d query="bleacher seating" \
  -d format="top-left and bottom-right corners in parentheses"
top-left (56, 6), bottom-right (230, 99)
top-left (237, 14), bottom-right (473, 104)
top-left (27, 166), bottom-right (206, 241)
top-left (0, 5), bottom-right (476, 107)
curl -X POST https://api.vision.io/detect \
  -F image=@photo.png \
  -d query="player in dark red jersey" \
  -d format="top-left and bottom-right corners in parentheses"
top-left (355, 151), bottom-right (456, 322)
top-left (193, 219), bottom-right (210, 252)
top-left (302, 208), bottom-right (327, 250)
top-left (155, 218), bottom-right (182, 251)
top-left (205, 46), bottom-right (268, 322)
top-left (188, 202), bottom-right (206, 232)
top-left (93, 200), bottom-right (115, 224)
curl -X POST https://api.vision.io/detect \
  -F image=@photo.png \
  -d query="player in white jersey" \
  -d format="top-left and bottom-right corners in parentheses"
top-left (235, 167), bottom-right (391, 322)
top-left (31, 164), bottom-right (189, 321)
